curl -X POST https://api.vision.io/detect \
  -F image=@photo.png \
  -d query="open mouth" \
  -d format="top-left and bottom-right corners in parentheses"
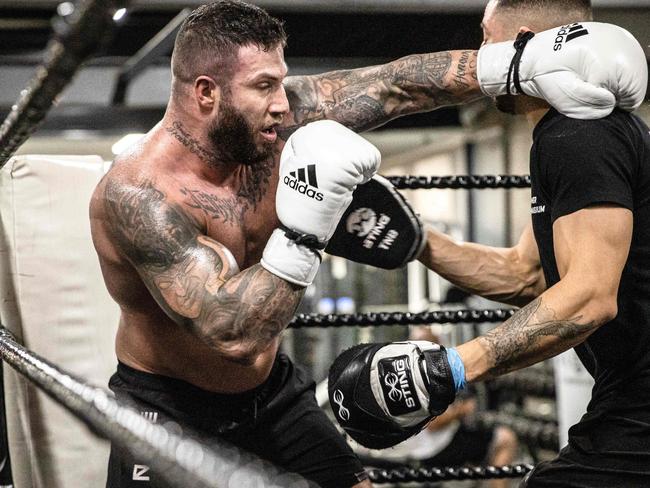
top-left (260, 126), bottom-right (277, 142)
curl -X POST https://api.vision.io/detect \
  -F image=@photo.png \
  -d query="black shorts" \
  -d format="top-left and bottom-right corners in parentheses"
top-left (106, 354), bottom-right (367, 488)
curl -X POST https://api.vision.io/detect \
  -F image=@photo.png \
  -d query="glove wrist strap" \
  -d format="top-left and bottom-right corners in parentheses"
top-left (279, 224), bottom-right (327, 251)
top-left (507, 31), bottom-right (535, 95)
top-left (261, 229), bottom-right (322, 287)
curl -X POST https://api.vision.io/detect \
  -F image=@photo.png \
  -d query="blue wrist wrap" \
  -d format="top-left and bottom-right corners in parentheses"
top-left (446, 347), bottom-right (466, 391)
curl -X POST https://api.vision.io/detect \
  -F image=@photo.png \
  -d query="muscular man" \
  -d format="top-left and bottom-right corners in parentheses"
top-left (90, 1), bottom-right (645, 487)
top-left (329, 1), bottom-right (650, 487)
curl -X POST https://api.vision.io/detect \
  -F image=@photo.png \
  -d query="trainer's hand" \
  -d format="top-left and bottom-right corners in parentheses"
top-left (328, 341), bottom-right (466, 449)
top-left (478, 22), bottom-right (648, 119)
top-left (261, 120), bottom-right (380, 287)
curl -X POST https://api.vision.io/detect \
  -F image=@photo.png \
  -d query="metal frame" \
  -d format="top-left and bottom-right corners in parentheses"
top-left (4, 0), bottom-right (650, 12)
top-left (112, 8), bottom-right (190, 105)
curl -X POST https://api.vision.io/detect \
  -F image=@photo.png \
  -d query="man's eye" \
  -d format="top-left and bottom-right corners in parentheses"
top-left (258, 83), bottom-right (271, 90)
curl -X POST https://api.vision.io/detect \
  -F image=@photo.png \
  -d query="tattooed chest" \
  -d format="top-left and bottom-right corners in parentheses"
top-left (180, 187), bottom-right (279, 264)
top-left (181, 188), bottom-right (248, 225)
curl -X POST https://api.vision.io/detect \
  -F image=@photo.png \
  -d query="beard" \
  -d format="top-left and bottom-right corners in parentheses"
top-left (208, 98), bottom-right (274, 167)
top-left (493, 94), bottom-right (518, 115)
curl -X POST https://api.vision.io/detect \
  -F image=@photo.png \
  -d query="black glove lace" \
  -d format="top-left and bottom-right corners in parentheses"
top-left (279, 224), bottom-right (326, 257)
top-left (507, 30), bottom-right (536, 96)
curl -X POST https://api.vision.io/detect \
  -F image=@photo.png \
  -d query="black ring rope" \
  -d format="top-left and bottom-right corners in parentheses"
top-left (488, 370), bottom-right (556, 398)
top-left (474, 411), bottom-right (559, 451)
top-left (366, 463), bottom-right (534, 484)
top-left (387, 174), bottom-right (531, 190)
top-left (0, 0), bottom-right (128, 167)
top-left (289, 308), bottom-right (517, 328)
top-left (0, 325), bottom-right (311, 488)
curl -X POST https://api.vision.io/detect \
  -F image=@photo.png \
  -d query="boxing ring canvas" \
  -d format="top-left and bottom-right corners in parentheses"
top-left (0, 155), bottom-right (119, 488)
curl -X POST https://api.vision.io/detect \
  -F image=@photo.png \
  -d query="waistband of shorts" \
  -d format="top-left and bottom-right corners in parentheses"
top-left (116, 356), bottom-right (284, 405)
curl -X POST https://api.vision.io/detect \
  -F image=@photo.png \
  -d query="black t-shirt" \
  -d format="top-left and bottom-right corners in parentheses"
top-left (530, 108), bottom-right (650, 475)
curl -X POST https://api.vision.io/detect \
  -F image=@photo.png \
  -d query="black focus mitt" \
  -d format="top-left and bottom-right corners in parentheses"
top-left (324, 175), bottom-right (424, 269)
top-left (328, 341), bottom-right (456, 449)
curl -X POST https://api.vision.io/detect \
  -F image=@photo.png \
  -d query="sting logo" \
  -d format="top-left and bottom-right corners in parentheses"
top-left (378, 355), bottom-right (421, 416)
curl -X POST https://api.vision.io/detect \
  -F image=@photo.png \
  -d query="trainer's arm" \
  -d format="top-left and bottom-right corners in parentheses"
top-left (418, 223), bottom-right (546, 307)
top-left (456, 205), bottom-right (631, 382)
top-left (280, 50), bottom-right (481, 137)
top-left (104, 179), bottom-right (303, 365)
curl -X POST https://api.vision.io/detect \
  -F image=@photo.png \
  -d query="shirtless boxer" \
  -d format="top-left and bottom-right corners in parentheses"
top-left (328, 2), bottom-right (650, 487)
top-left (90, 1), bottom-right (645, 486)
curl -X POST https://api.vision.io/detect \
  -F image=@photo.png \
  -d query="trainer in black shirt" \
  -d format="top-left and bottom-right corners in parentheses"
top-left (415, 1), bottom-right (650, 486)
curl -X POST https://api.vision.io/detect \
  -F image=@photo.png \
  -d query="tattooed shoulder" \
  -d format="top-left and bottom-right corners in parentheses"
top-left (104, 178), bottom-right (199, 269)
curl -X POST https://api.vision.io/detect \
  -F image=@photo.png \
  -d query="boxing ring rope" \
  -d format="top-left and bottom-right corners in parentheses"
top-left (0, 324), bottom-right (312, 488)
top-left (489, 369), bottom-right (556, 398)
top-left (289, 308), bottom-right (517, 328)
top-left (387, 174), bottom-right (531, 190)
top-left (474, 411), bottom-right (558, 451)
top-left (366, 463), bottom-right (534, 485)
top-left (0, 0), bottom-right (128, 166)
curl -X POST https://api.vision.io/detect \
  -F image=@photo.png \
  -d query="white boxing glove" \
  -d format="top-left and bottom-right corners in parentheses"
top-left (261, 120), bottom-right (381, 286)
top-left (478, 22), bottom-right (648, 119)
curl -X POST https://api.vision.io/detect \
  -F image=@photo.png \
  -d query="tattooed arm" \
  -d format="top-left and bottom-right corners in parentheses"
top-left (456, 206), bottom-right (632, 382)
top-left (280, 50), bottom-right (481, 137)
top-left (104, 178), bottom-right (304, 365)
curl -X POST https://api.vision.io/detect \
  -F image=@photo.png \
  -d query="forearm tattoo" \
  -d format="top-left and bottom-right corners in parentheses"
top-left (478, 297), bottom-right (594, 378)
top-left (453, 50), bottom-right (472, 91)
top-left (104, 179), bottom-right (303, 363)
top-left (280, 50), bottom-right (480, 138)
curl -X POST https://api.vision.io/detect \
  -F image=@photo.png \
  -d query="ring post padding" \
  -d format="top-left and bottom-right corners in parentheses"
top-left (0, 155), bottom-right (120, 487)
top-left (553, 349), bottom-right (594, 448)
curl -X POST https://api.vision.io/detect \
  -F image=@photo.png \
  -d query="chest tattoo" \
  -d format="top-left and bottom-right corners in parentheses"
top-left (182, 158), bottom-right (274, 224)
top-left (181, 188), bottom-right (243, 225)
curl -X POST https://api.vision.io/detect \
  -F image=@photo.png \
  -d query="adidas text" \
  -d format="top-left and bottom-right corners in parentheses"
top-left (283, 175), bottom-right (324, 201)
top-left (553, 23), bottom-right (589, 51)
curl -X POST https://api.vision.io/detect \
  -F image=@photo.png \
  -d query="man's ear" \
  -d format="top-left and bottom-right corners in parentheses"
top-left (194, 76), bottom-right (220, 112)
top-left (517, 26), bottom-right (535, 36)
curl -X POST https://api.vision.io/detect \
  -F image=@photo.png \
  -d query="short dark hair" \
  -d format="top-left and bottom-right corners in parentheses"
top-left (495, 0), bottom-right (590, 9)
top-left (171, 0), bottom-right (287, 85)
top-left (493, 0), bottom-right (592, 31)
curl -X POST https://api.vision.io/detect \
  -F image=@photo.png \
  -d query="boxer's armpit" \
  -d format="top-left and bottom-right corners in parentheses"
top-left (104, 179), bottom-right (302, 364)
top-left (280, 50), bottom-right (481, 138)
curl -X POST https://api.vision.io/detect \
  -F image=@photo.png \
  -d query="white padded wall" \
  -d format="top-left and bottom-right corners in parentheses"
top-left (0, 155), bottom-right (120, 488)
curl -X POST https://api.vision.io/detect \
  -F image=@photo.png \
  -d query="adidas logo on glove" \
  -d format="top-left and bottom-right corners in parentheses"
top-left (553, 23), bottom-right (589, 51)
top-left (283, 164), bottom-right (324, 201)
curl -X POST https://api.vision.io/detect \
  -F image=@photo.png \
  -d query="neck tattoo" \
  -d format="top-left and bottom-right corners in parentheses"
top-left (166, 120), bottom-right (219, 167)
top-left (168, 121), bottom-right (276, 221)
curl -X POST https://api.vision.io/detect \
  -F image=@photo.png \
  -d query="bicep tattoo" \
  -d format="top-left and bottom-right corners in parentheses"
top-left (104, 179), bottom-right (303, 361)
top-left (104, 178), bottom-right (229, 320)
